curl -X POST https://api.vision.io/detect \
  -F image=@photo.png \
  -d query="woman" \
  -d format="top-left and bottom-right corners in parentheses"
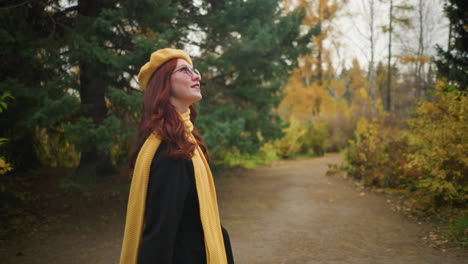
top-left (119, 48), bottom-right (234, 264)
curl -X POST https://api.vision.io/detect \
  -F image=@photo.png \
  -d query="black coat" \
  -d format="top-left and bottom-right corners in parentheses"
top-left (137, 142), bottom-right (234, 264)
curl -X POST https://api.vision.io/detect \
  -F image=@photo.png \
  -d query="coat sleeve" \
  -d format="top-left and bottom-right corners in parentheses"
top-left (137, 144), bottom-right (191, 264)
top-left (222, 225), bottom-right (235, 264)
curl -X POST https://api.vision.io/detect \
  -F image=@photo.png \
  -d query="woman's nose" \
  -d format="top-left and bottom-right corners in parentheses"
top-left (192, 73), bottom-right (201, 81)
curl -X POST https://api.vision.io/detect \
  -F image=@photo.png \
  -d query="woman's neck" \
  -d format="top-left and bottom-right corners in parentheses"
top-left (170, 100), bottom-right (190, 114)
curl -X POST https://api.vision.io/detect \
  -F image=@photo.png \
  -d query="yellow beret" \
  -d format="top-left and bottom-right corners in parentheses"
top-left (137, 48), bottom-right (193, 91)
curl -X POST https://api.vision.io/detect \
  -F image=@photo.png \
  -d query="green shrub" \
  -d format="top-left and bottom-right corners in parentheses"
top-left (449, 215), bottom-right (468, 248)
top-left (35, 127), bottom-right (80, 167)
top-left (299, 119), bottom-right (329, 156)
top-left (273, 118), bottom-right (330, 158)
top-left (216, 143), bottom-right (279, 170)
top-left (273, 118), bottom-right (307, 158)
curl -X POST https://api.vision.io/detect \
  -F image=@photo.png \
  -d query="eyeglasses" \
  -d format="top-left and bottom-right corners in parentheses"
top-left (173, 65), bottom-right (201, 79)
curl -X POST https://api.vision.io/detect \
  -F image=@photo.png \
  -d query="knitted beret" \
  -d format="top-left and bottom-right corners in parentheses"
top-left (137, 48), bottom-right (193, 91)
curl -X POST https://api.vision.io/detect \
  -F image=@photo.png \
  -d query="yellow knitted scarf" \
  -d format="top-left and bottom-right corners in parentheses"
top-left (119, 110), bottom-right (227, 264)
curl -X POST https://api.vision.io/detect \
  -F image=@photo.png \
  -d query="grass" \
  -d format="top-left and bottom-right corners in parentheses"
top-left (449, 215), bottom-right (468, 248)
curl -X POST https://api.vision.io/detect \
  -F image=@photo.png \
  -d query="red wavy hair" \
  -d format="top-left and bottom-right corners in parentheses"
top-left (129, 58), bottom-right (209, 170)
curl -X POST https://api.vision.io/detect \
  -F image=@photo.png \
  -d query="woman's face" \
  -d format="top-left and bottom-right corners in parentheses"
top-left (170, 59), bottom-right (202, 112)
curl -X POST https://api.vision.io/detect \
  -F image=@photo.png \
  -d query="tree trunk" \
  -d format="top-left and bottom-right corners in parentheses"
top-left (386, 0), bottom-right (393, 112)
top-left (368, 0), bottom-right (377, 116)
top-left (316, 0), bottom-right (324, 86)
top-left (317, 39), bottom-right (323, 86)
top-left (415, 0), bottom-right (424, 100)
top-left (77, 0), bottom-right (115, 176)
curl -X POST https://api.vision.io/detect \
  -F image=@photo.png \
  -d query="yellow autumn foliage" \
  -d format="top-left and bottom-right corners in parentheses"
top-left (274, 118), bottom-right (329, 158)
top-left (344, 82), bottom-right (467, 206)
top-left (274, 118), bottom-right (307, 158)
top-left (343, 118), bottom-right (412, 187)
top-left (0, 157), bottom-right (12, 175)
top-left (407, 86), bottom-right (468, 204)
top-left (0, 138), bottom-right (12, 175)
top-left (279, 73), bottom-right (337, 120)
top-left (35, 127), bottom-right (80, 167)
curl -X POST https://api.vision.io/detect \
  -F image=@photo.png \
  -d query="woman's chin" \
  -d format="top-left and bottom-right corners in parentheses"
top-left (192, 93), bottom-right (202, 102)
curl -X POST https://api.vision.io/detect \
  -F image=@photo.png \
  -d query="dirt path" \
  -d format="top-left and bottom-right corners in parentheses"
top-left (216, 153), bottom-right (468, 264)
top-left (2, 154), bottom-right (467, 263)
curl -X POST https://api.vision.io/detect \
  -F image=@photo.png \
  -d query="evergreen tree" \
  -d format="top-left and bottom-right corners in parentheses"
top-left (181, 0), bottom-right (317, 155)
top-left (1, 0), bottom-right (314, 182)
top-left (67, 0), bottom-right (182, 177)
top-left (0, 0), bottom-right (187, 176)
top-left (435, 0), bottom-right (468, 92)
top-left (0, 0), bottom-right (70, 170)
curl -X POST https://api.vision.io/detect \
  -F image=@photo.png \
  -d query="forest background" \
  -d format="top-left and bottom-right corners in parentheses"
top-left (0, 0), bottom-right (466, 247)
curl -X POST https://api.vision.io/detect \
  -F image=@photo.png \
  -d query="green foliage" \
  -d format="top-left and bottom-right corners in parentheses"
top-left (34, 127), bottom-right (80, 168)
top-left (449, 215), bottom-right (468, 247)
top-left (0, 0), bottom-right (65, 168)
top-left (197, 104), bottom-right (251, 155)
top-left (215, 143), bottom-right (279, 169)
top-left (300, 119), bottom-right (329, 157)
top-left (407, 87), bottom-right (468, 205)
top-left (274, 118), bottom-right (307, 159)
top-left (65, 115), bottom-right (122, 154)
top-left (435, 0), bottom-right (468, 92)
top-left (0, 0), bottom-right (181, 172)
top-left (273, 119), bottom-right (329, 159)
top-left (194, 0), bottom-right (317, 158)
top-left (107, 87), bottom-right (143, 124)
top-left (1, 0), bottom-right (314, 176)
top-left (0, 91), bottom-right (13, 113)
top-left (30, 94), bottom-right (81, 128)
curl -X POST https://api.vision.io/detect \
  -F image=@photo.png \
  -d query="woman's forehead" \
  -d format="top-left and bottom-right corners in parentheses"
top-left (176, 58), bottom-right (191, 67)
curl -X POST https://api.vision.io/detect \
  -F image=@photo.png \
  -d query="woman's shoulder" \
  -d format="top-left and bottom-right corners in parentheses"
top-left (152, 141), bottom-right (192, 165)
top-left (152, 141), bottom-right (170, 164)
top-left (149, 141), bottom-right (194, 182)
